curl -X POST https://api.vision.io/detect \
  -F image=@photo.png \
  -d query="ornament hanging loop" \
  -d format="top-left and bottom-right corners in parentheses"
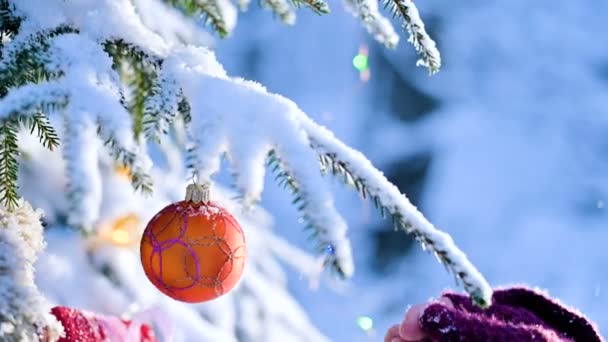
top-left (185, 183), bottom-right (210, 204)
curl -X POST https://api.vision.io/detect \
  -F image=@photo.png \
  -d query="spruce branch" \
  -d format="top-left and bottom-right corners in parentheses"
top-left (0, 119), bottom-right (19, 210)
top-left (290, 0), bottom-right (330, 15)
top-left (0, 85), bottom-right (64, 211)
top-left (267, 150), bottom-right (347, 277)
top-left (0, 25), bottom-right (75, 97)
top-left (385, 0), bottom-right (440, 74)
top-left (237, 0), bottom-right (250, 11)
top-left (292, 108), bottom-right (490, 306)
top-left (315, 146), bottom-right (490, 307)
top-left (262, 0), bottom-right (296, 25)
top-left (185, 143), bottom-right (199, 180)
top-left (0, 83), bottom-right (68, 121)
top-left (177, 96), bottom-right (192, 124)
top-left (62, 117), bottom-right (91, 230)
top-left (128, 64), bottom-right (154, 139)
top-left (16, 112), bottom-right (60, 151)
top-left (104, 40), bottom-right (179, 142)
top-left (101, 132), bottom-right (153, 195)
top-left (102, 39), bottom-right (162, 69)
top-left (167, 0), bottom-right (231, 38)
top-left (0, 0), bottom-right (22, 55)
top-left (143, 70), bottom-right (181, 142)
top-left (344, 0), bottom-right (399, 48)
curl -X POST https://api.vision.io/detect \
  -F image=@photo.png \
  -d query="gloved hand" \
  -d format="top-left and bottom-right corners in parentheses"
top-left (385, 287), bottom-right (603, 342)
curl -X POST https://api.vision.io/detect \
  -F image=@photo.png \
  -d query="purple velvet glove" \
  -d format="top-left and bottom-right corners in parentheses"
top-left (386, 287), bottom-right (603, 342)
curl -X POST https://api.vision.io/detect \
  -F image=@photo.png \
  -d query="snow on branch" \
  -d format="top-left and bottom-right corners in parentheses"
top-left (262, 0), bottom-right (297, 25)
top-left (157, 43), bottom-right (486, 300)
top-left (0, 0), bottom-right (21, 44)
top-left (62, 114), bottom-right (103, 231)
top-left (0, 200), bottom-right (63, 341)
top-left (131, 0), bottom-right (214, 47)
top-left (0, 82), bottom-right (68, 120)
top-left (341, 0), bottom-right (441, 73)
top-left (0, 84), bottom-right (63, 209)
top-left (386, 0), bottom-right (441, 74)
top-left (53, 34), bottom-right (153, 227)
top-left (183, 71), bottom-right (487, 302)
top-left (343, 0), bottom-right (399, 49)
top-left (160, 47), bottom-right (354, 276)
top-left (167, 0), bottom-right (236, 38)
top-left (300, 117), bottom-right (492, 306)
top-left (290, 0), bottom-right (330, 15)
top-left (143, 67), bottom-right (181, 142)
top-left (0, 26), bottom-right (154, 224)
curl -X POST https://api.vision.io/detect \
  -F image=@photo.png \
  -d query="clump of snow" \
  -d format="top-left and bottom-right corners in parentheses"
top-left (0, 82), bottom-right (67, 120)
top-left (0, 201), bottom-right (63, 342)
top-left (218, 0), bottom-right (239, 34)
top-left (131, 0), bottom-right (214, 48)
top-left (15, 0), bottom-right (170, 56)
top-left (261, 0), bottom-right (297, 25)
top-left (343, 0), bottom-right (399, 49)
top-left (62, 114), bottom-right (103, 230)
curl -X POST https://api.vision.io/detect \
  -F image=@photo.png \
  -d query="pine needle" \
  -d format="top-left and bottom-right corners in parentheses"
top-left (267, 150), bottom-right (349, 278)
top-left (317, 151), bottom-right (490, 307)
top-left (167, 0), bottom-right (230, 37)
top-left (384, 0), bottom-right (441, 74)
top-left (0, 120), bottom-right (20, 210)
top-left (101, 133), bottom-right (153, 195)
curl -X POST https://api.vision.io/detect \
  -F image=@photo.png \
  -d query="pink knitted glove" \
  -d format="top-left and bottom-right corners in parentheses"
top-left (385, 287), bottom-right (603, 342)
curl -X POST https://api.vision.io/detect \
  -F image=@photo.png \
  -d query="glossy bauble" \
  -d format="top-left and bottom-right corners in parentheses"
top-left (140, 196), bottom-right (246, 303)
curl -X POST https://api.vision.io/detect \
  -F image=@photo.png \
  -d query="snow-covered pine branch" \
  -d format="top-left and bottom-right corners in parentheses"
top-left (304, 121), bottom-right (493, 307)
top-left (167, 0), bottom-right (438, 72)
top-left (0, 0), bottom-right (487, 304)
top-left (0, 121), bottom-right (19, 210)
top-left (262, 0), bottom-right (297, 26)
top-left (20, 126), bottom-right (331, 341)
top-left (0, 112), bottom-right (59, 210)
top-left (289, 0), bottom-right (330, 15)
top-left (345, 0), bottom-right (442, 73)
top-left (0, 200), bottom-right (63, 341)
top-left (169, 62), bottom-right (490, 303)
top-left (343, 0), bottom-right (399, 49)
top-left (386, 0), bottom-right (441, 73)
top-left (167, 0), bottom-right (237, 38)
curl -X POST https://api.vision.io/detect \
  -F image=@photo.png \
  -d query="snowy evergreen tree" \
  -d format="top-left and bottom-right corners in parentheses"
top-left (0, 0), bottom-right (491, 340)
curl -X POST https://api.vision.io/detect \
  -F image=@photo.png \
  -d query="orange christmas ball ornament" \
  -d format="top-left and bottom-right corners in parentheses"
top-left (140, 184), bottom-right (246, 303)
